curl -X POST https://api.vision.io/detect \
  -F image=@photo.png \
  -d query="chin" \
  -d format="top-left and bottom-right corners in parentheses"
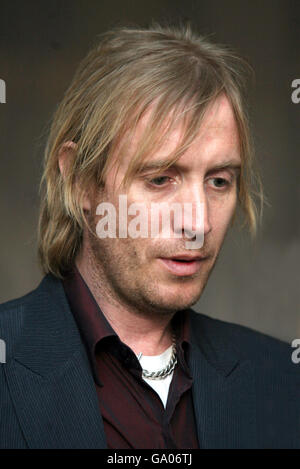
top-left (151, 285), bottom-right (203, 312)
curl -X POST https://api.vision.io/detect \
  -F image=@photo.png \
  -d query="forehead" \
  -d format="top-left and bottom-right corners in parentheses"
top-left (199, 95), bottom-right (239, 138)
top-left (109, 94), bottom-right (240, 187)
top-left (130, 95), bottom-right (237, 154)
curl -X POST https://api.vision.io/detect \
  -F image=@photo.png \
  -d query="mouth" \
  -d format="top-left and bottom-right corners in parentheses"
top-left (158, 255), bottom-right (208, 276)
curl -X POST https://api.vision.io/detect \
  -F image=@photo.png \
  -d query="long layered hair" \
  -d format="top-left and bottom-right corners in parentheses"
top-left (38, 24), bottom-right (264, 278)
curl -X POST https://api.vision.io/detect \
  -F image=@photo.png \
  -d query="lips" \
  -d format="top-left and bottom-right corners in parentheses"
top-left (159, 255), bottom-right (207, 276)
top-left (167, 255), bottom-right (205, 261)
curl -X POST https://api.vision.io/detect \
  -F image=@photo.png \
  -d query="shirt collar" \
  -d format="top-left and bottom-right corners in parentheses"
top-left (62, 265), bottom-right (192, 382)
top-left (62, 265), bottom-right (117, 384)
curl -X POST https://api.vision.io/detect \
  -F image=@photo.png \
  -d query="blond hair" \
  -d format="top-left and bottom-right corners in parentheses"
top-left (38, 24), bottom-right (264, 278)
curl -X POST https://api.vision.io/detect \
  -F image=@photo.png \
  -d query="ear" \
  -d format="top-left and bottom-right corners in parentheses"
top-left (58, 141), bottom-right (76, 179)
top-left (58, 141), bottom-right (91, 212)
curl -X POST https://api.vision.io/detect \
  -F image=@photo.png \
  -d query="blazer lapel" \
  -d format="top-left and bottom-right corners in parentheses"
top-left (4, 274), bottom-right (107, 449)
top-left (189, 313), bottom-right (257, 449)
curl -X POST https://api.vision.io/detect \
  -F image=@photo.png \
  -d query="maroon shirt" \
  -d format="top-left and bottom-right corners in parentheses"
top-left (62, 266), bottom-right (199, 449)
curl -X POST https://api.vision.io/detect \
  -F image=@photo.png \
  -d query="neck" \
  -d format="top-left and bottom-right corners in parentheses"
top-left (75, 256), bottom-right (174, 357)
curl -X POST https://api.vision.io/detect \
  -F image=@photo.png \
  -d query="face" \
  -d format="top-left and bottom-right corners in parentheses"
top-left (84, 95), bottom-right (241, 316)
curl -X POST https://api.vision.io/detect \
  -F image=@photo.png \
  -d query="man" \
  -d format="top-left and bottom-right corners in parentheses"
top-left (0, 25), bottom-right (299, 449)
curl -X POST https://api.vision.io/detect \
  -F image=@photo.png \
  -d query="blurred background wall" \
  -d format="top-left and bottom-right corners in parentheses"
top-left (0, 0), bottom-right (299, 342)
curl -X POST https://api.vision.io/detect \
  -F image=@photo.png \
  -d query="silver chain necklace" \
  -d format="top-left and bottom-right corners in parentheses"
top-left (137, 335), bottom-right (177, 380)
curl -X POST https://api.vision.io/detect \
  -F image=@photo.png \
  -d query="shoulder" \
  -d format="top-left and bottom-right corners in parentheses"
top-left (189, 311), bottom-right (300, 448)
top-left (0, 281), bottom-right (43, 321)
top-left (0, 274), bottom-right (63, 319)
top-left (0, 275), bottom-right (61, 361)
top-left (188, 309), bottom-right (298, 375)
top-left (0, 290), bottom-right (34, 354)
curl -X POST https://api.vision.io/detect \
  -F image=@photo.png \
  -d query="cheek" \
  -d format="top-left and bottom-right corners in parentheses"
top-left (210, 195), bottom-right (237, 231)
top-left (109, 236), bottom-right (149, 266)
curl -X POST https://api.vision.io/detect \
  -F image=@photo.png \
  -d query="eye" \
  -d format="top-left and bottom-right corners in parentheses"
top-left (208, 177), bottom-right (231, 189)
top-left (148, 176), bottom-right (171, 187)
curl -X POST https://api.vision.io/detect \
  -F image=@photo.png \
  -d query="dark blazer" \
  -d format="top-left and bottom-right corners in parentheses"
top-left (0, 273), bottom-right (299, 449)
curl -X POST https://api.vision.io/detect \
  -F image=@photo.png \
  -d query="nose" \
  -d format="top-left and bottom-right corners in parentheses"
top-left (173, 183), bottom-right (212, 246)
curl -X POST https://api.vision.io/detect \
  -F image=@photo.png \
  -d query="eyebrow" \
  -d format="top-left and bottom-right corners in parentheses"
top-left (206, 160), bottom-right (241, 175)
top-left (139, 160), bottom-right (174, 172)
top-left (139, 159), bottom-right (241, 174)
